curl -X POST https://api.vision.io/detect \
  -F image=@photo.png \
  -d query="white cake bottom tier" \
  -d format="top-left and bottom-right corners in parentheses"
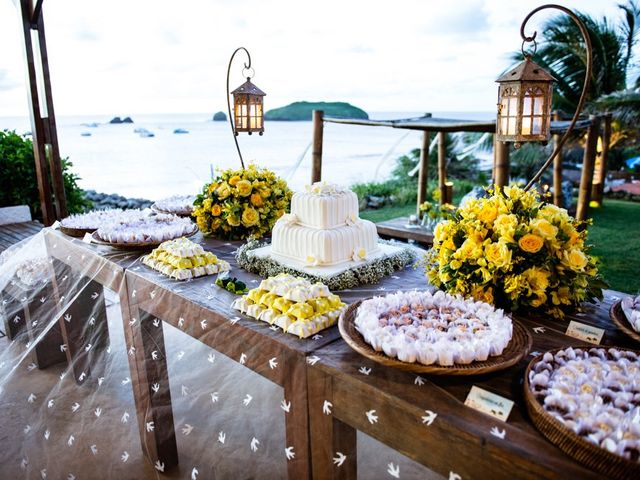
top-left (271, 220), bottom-right (380, 266)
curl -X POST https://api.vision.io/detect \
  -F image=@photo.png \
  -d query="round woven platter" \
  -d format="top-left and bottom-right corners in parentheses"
top-left (338, 299), bottom-right (532, 375)
top-left (610, 300), bottom-right (640, 343)
top-left (59, 225), bottom-right (97, 238)
top-left (524, 347), bottom-right (640, 480)
top-left (150, 204), bottom-right (193, 217)
top-left (90, 226), bottom-right (198, 250)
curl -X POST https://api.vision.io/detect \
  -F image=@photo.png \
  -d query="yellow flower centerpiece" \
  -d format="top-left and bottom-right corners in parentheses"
top-left (425, 185), bottom-right (606, 319)
top-left (193, 164), bottom-right (292, 240)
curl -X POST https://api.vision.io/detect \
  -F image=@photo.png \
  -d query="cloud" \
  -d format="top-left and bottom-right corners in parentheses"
top-left (343, 46), bottom-right (375, 54)
top-left (0, 69), bottom-right (20, 91)
top-left (74, 28), bottom-right (99, 42)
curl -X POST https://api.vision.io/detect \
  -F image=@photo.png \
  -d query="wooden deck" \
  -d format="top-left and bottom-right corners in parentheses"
top-left (0, 221), bottom-right (43, 253)
top-left (376, 216), bottom-right (434, 247)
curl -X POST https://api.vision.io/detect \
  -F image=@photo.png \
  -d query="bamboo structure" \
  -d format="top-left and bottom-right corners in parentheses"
top-left (591, 112), bottom-right (612, 205)
top-left (18, 0), bottom-right (66, 225)
top-left (311, 110), bottom-right (324, 183)
top-left (552, 111), bottom-right (564, 207)
top-left (576, 116), bottom-right (600, 221)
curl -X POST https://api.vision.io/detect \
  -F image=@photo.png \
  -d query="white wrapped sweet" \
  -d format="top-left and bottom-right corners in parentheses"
top-left (354, 290), bottom-right (513, 366)
top-left (621, 295), bottom-right (640, 333)
top-left (153, 195), bottom-right (196, 216)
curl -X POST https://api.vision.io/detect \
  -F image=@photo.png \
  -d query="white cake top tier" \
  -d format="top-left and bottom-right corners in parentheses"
top-left (290, 182), bottom-right (359, 229)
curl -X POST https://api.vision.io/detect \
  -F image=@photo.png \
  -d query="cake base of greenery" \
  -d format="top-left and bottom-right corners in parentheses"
top-left (236, 239), bottom-right (417, 291)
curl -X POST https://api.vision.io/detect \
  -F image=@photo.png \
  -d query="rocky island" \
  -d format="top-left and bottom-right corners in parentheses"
top-left (264, 101), bottom-right (368, 121)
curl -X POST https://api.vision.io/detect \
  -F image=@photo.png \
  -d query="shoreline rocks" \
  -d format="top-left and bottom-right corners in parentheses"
top-left (83, 190), bottom-right (152, 210)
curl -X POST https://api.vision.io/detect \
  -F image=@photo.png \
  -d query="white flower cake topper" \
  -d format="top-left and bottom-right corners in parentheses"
top-left (306, 255), bottom-right (320, 267)
top-left (345, 213), bottom-right (359, 226)
top-left (278, 213), bottom-right (298, 225)
top-left (305, 181), bottom-right (346, 195)
top-left (351, 248), bottom-right (367, 262)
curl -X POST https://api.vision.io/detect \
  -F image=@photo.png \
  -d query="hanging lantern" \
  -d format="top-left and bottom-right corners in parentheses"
top-left (495, 56), bottom-right (555, 146)
top-left (230, 79), bottom-right (266, 136)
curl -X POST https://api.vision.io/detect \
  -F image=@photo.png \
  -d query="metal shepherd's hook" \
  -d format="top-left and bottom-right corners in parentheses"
top-left (226, 47), bottom-right (252, 170)
top-left (521, 4), bottom-right (593, 191)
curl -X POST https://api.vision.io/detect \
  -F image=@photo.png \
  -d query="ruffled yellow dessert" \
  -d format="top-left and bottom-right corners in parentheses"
top-left (232, 273), bottom-right (346, 338)
top-left (142, 237), bottom-right (230, 280)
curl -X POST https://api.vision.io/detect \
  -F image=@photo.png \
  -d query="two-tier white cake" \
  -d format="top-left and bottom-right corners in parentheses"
top-left (271, 182), bottom-right (381, 266)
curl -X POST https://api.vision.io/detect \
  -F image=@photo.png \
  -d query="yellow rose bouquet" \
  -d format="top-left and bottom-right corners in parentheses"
top-left (193, 164), bottom-right (292, 240)
top-left (425, 185), bottom-right (606, 319)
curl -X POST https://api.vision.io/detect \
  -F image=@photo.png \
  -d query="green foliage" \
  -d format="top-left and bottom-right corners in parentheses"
top-left (264, 101), bottom-right (368, 121)
top-left (0, 130), bottom-right (91, 220)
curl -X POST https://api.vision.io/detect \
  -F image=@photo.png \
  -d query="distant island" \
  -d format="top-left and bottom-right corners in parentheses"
top-left (109, 116), bottom-right (134, 124)
top-left (212, 111), bottom-right (227, 121)
top-left (264, 101), bottom-right (368, 121)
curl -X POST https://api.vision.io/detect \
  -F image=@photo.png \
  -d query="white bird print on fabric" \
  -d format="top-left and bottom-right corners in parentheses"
top-left (60, 344), bottom-right (67, 352)
top-left (121, 412), bottom-right (130, 423)
top-left (27, 363), bottom-right (37, 371)
top-left (200, 319), bottom-right (207, 330)
top-left (240, 353), bottom-right (247, 365)
top-left (421, 410), bottom-right (437, 426)
top-left (121, 377), bottom-right (131, 385)
top-left (285, 446), bottom-right (295, 460)
top-left (27, 393), bottom-right (36, 403)
top-left (13, 315), bottom-right (20, 324)
top-left (150, 290), bottom-right (157, 299)
top-left (229, 316), bottom-right (240, 325)
top-left (94, 407), bottom-right (102, 417)
top-left (89, 316), bottom-right (96, 326)
top-left (365, 410), bottom-right (378, 424)
top-left (40, 468), bottom-right (47, 479)
top-left (91, 292), bottom-right (99, 300)
top-left (529, 351), bottom-right (541, 357)
top-left (191, 467), bottom-right (199, 480)
top-left (414, 376), bottom-right (425, 386)
top-left (333, 452), bottom-right (347, 466)
top-left (67, 474), bottom-right (75, 480)
top-left (153, 318), bottom-right (160, 328)
top-left (312, 334), bottom-right (323, 340)
top-left (269, 357), bottom-right (278, 369)
top-left (182, 424), bottom-right (194, 436)
top-left (78, 372), bottom-right (86, 382)
top-left (128, 346), bottom-right (135, 356)
top-left (210, 392), bottom-right (219, 403)
top-left (131, 289), bottom-right (137, 298)
top-left (32, 320), bottom-right (38, 327)
top-left (67, 435), bottom-right (75, 446)
top-left (71, 403), bottom-right (80, 412)
top-left (146, 421), bottom-right (154, 432)
top-left (64, 314), bottom-right (71, 322)
top-left (250, 437), bottom-right (260, 452)
top-left (218, 431), bottom-right (226, 444)
top-left (177, 351), bottom-right (185, 361)
top-left (40, 296), bottom-right (46, 303)
top-left (20, 458), bottom-right (28, 470)
top-left (307, 356), bottom-right (320, 366)
top-left (129, 318), bottom-right (137, 326)
top-left (181, 385), bottom-right (189, 396)
top-left (243, 394), bottom-right (253, 406)
top-left (60, 372), bottom-right (66, 381)
top-left (44, 430), bottom-right (50, 440)
top-left (207, 353), bottom-right (215, 363)
top-left (533, 326), bottom-right (545, 334)
top-left (47, 399), bottom-right (55, 408)
top-left (151, 383), bottom-right (160, 394)
top-left (269, 325), bottom-right (279, 331)
top-left (152, 351), bottom-right (159, 360)
top-left (154, 460), bottom-right (164, 472)
top-left (281, 400), bottom-right (291, 413)
top-left (323, 401), bottom-right (333, 415)
top-left (24, 425), bottom-right (31, 434)
top-left (97, 377), bottom-right (105, 386)
top-left (358, 366), bottom-right (371, 375)
top-left (178, 317), bottom-right (185, 328)
top-left (449, 472), bottom-right (462, 480)
top-left (121, 451), bottom-right (129, 462)
top-left (90, 445), bottom-right (98, 455)
top-left (387, 462), bottom-right (400, 478)
top-left (490, 426), bottom-right (506, 439)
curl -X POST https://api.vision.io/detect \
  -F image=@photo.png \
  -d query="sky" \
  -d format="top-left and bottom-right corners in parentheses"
top-left (0, 0), bottom-right (637, 117)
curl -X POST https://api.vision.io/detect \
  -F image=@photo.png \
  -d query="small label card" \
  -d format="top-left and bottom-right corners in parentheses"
top-left (464, 386), bottom-right (514, 422)
top-left (51, 220), bottom-right (60, 230)
top-left (566, 320), bottom-right (604, 345)
top-left (82, 233), bottom-right (93, 244)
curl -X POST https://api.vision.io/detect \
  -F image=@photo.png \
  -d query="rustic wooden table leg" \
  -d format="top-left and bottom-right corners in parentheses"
top-left (23, 281), bottom-right (66, 368)
top-left (283, 351), bottom-right (312, 479)
top-left (124, 303), bottom-right (178, 472)
top-left (308, 366), bottom-right (357, 479)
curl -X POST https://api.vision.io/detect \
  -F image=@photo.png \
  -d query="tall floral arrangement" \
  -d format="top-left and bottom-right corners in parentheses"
top-left (426, 186), bottom-right (606, 319)
top-left (193, 164), bottom-right (292, 240)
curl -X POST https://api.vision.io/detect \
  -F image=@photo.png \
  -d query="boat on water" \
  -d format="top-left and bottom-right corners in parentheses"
top-left (80, 132), bottom-right (92, 137)
top-left (134, 128), bottom-right (155, 138)
top-left (173, 128), bottom-right (189, 134)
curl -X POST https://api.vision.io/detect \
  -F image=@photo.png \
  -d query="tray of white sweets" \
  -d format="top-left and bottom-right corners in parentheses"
top-left (142, 237), bottom-right (229, 280)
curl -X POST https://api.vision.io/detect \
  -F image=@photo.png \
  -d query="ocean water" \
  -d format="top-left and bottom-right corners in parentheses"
top-left (0, 111), bottom-right (493, 201)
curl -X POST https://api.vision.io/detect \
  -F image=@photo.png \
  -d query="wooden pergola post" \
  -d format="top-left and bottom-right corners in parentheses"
top-left (18, 0), bottom-right (67, 225)
top-left (494, 139), bottom-right (509, 190)
top-left (552, 111), bottom-right (564, 207)
top-left (591, 112), bottom-right (612, 205)
top-left (576, 115), bottom-right (600, 221)
top-left (437, 132), bottom-right (447, 205)
top-left (311, 110), bottom-right (324, 183)
top-left (416, 125), bottom-right (431, 216)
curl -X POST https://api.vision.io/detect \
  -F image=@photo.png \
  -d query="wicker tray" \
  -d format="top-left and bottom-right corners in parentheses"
top-left (338, 299), bottom-right (532, 375)
top-left (59, 225), bottom-right (97, 238)
top-left (610, 300), bottom-right (640, 343)
top-left (524, 347), bottom-right (640, 480)
top-left (150, 204), bottom-right (193, 217)
top-left (90, 226), bottom-right (197, 250)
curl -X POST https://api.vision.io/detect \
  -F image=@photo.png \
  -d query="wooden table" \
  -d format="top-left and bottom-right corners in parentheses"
top-left (0, 220), bottom-right (42, 253)
top-left (307, 291), bottom-right (635, 479)
top-left (123, 237), bottom-right (427, 478)
top-left (376, 217), bottom-right (434, 247)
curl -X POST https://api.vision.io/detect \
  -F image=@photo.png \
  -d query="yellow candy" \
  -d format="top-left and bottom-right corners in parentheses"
top-left (247, 288), bottom-right (266, 303)
top-left (176, 258), bottom-right (192, 269)
top-left (327, 294), bottom-right (342, 308)
top-left (192, 255), bottom-right (205, 267)
top-left (287, 302), bottom-right (314, 320)
top-left (273, 297), bottom-right (293, 314)
top-left (204, 252), bottom-right (218, 264)
top-left (308, 298), bottom-right (330, 314)
top-left (260, 292), bottom-right (279, 308)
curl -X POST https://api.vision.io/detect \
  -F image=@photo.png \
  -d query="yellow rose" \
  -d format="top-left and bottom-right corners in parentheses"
top-left (202, 198), bottom-right (212, 210)
top-left (551, 286), bottom-right (571, 305)
top-left (207, 182), bottom-right (219, 194)
top-left (471, 285), bottom-right (494, 305)
top-left (523, 267), bottom-right (550, 293)
top-left (216, 182), bottom-right (231, 200)
top-left (484, 241), bottom-right (512, 269)
top-left (450, 259), bottom-right (462, 270)
top-left (241, 207), bottom-right (260, 227)
top-left (250, 192), bottom-right (264, 207)
top-left (236, 179), bottom-right (253, 197)
top-left (518, 233), bottom-right (544, 253)
top-left (494, 214), bottom-right (518, 242)
top-left (211, 204), bottom-right (221, 216)
top-left (530, 218), bottom-right (558, 240)
top-left (477, 203), bottom-right (498, 224)
top-left (563, 248), bottom-right (588, 271)
top-left (227, 215), bottom-right (241, 227)
top-left (260, 188), bottom-right (272, 198)
top-left (529, 292), bottom-right (547, 308)
top-left (228, 175), bottom-right (242, 186)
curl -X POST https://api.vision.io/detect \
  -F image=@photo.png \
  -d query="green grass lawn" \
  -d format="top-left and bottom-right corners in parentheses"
top-left (361, 199), bottom-right (640, 294)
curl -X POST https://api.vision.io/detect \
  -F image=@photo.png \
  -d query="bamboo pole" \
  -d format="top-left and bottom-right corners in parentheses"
top-left (552, 111), bottom-right (564, 207)
top-left (311, 110), bottom-right (324, 183)
top-left (494, 140), bottom-right (509, 190)
top-left (591, 112), bottom-right (612, 205)
top-left (437, 132), bottom-right (446, 205)
top-left (444, 182), bottom-right (453, 205)
top-left (576, 115), bottom-right (600, 221)
top-left (417, 127), bottom-right (431, 216)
